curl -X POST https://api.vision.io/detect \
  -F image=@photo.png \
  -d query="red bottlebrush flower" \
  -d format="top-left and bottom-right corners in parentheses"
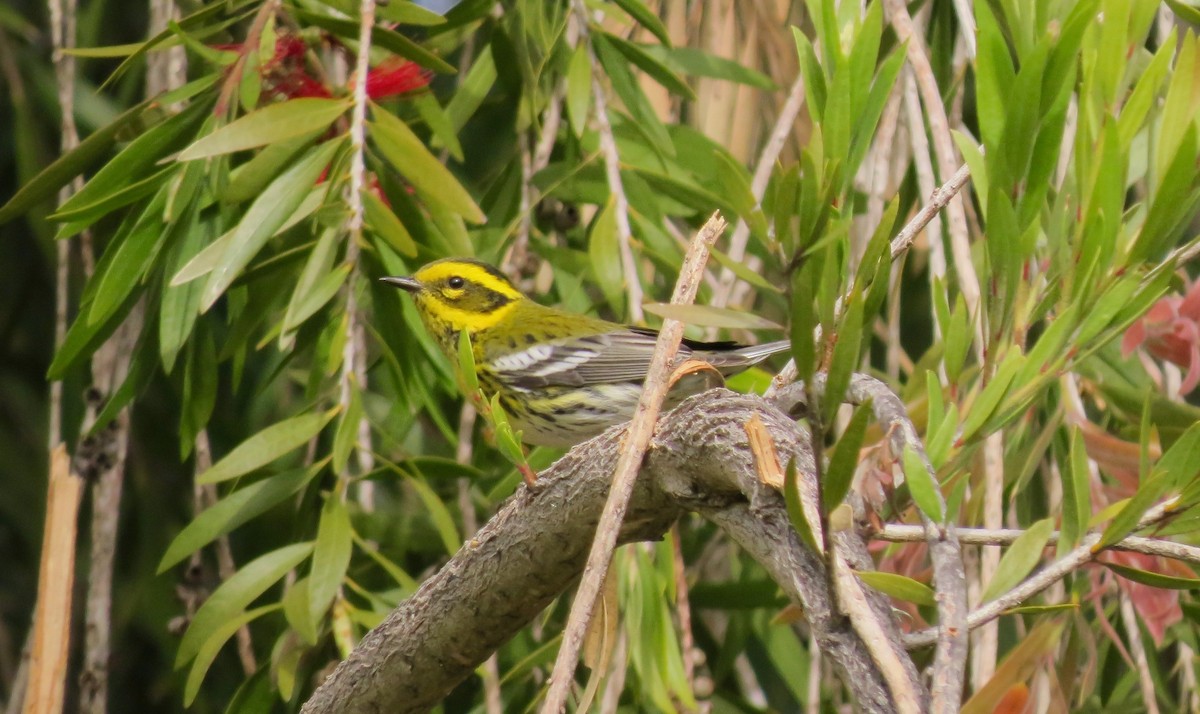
top-left (1122, 279), bottom-right (1200, 393)
top-left (364, 58), bottom-right (431, 99)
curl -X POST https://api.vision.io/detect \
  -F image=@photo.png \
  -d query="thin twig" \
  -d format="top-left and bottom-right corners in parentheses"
top-left (711, 74), bottom-right (806, 310)
top-left (904, 500), bottom-right (1178, 648)
top-left (194, 431), bottom-right (256, 674)
top-left (540, 213), bottom-right (726, 713)
top-left (1120, 592), bottom-right (1161, 714)
top-left (342, 0), bottom-right (377, 508)
top-left (874, 525), bottom-right (1200, 566)
top-left (571, 1), bottom-right (644, 323)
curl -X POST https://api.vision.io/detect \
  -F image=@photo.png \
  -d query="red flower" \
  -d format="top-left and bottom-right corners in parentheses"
top-left (212, 35), bottom-right (431, 102)
top-left (363, 57), bottom-right (432, 99)
top-left (1122, 279), bottom-right (1200, 393)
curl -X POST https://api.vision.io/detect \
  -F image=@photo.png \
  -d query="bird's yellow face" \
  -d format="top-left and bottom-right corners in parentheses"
top-left (382, 259), bottom-right (523, 346)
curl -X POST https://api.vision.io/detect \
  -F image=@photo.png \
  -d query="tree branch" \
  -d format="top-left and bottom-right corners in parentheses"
top-left (301, 390), bottom-right (921, 714)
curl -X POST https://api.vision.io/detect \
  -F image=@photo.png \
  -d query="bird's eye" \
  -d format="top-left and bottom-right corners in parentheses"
top-left (448, 276), bottom-right (465, 289)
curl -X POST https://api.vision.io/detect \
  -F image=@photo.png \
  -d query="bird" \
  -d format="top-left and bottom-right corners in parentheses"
top-left (381, 258), bottom-right (791, 447)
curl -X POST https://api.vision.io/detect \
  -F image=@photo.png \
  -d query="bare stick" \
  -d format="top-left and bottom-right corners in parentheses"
top-left (711, 74), bottom-right (806, 310)
top-left (342, 0), bottom-right (377, 508)
top-left (875, 525), bottom-right (1200, 566)
top-left (571, 1), bottom-right (644, 322)
top-left (1120, 591), bottom-right (1162, 714)
top-left (904, 500), bottom-right (1177, 648)
top-left (25, 446), bottom-right (83, 714)
top-left (540, 213), bottom-right (726, 713)
top-left (889, 161), bottom-right (971, 260)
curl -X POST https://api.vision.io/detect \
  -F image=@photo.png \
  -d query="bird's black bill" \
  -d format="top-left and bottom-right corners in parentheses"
top-left (380, 276), bottom-right (422, 292)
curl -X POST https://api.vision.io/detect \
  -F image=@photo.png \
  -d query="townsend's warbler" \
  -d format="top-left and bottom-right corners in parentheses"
top-left (382, 258), bottom-right (790, 447)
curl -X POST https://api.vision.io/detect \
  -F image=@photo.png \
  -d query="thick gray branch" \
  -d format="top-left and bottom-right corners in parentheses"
top-left (302, 390), bottom-right (925, 714)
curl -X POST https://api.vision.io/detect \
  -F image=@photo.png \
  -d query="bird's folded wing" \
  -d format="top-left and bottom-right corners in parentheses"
top-left (492, 331), bottom-right (687, 388)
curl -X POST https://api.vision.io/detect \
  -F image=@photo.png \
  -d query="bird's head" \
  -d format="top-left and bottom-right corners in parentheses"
top-left (381, 258), bottom-right (523, 337)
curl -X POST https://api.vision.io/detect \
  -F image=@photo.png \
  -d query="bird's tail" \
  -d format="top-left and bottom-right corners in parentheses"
top-left (701, 339), bottom-right (792, 370)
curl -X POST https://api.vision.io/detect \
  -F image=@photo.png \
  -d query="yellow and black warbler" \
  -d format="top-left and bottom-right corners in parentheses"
top-left (382, 258), bottom-right (790, 447)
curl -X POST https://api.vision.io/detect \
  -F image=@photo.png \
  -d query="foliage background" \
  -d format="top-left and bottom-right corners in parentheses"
top-left (2, 0), bottom-right (1200, 712)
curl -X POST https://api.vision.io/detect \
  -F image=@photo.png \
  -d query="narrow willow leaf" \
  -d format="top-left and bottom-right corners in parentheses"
top-left (1094, 471), bottom-right (1170, 552)
top-left (183, 604), bottom-right (278, 706)
top-left (333, 380), bottom-right (363, 474)
top-left (444, 45), bottom-right (496, 132)
top-left (601, 33), bottom-right (695, 100)
top-left (0, 99), bottom-right (152, 225)
top-left (363, 191), bottom-right (416, 256)
top-left (200, 140), bottom-right (342, 310)
top-left (282, 228), bottom-right (341, 340)
top-left (588, 197), bottom-right (624, 311)
top-left (377, 0), bottom-right (448, 26)
top-left (158, 465), bottom-right (320, 572)
top-left (1104, 562), bottom-right (1200, 590)
top-left (566, 44), bottom-right (592, 138)
top-left (283, 576), bottom-right (316, 645)
top-left (639, 45), bottom-right (775, 89)
top-left (177, 542), bottom-right (313, 666)
top-left (370, 108), bottom-right (485, 224)
top-left (855, 570), bottom-right (935, 606)
top-left (413, 93), bottom-right (463, 162)
top-left (222, 132), bottom-right (320, 204)
top-left (1060, 426), bottom-right (1090, 551)
top-left (959, 351), bottom-right (1024, 443)
top-left (823, 291), bottom-right (864, 424)
top-left (784, 459), bottom-right (822, 553)
top-left (981, 518), bottom-right (1054, 602)
top-left (824, 401), bottom-right (872, 510)
top-left (86, 188), bottom-right (171, 327)
top-left (404, 472), bottom-right (462, 556)
top-left (609, 0), bottom-right (671, 46)
top-left (593, 33), bottom-right (674, 157)
top-left (902, 444), bottom-right (944, 523)
top-left (640, 303), bottom-right (781, 330)
top-left (292, 8), bottom-right (455, 74)
top-left (308, 496), bottom-right (354, 633)
top-left (198, 409), bottom-right (338, 485)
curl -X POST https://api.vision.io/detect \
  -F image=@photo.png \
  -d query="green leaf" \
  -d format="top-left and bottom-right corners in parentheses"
top-left (308, 495), bottom-right (354, 633)
top-left (377, 0), bottom-right (448, 26)
top-left (179, 98), bottom-right (350, 160)
top-left (281, 226), bottom-right (345, 343)
top-left (566, 44), bottom-right (592, 138)
top-left (959, 350), bottom-right (1024, 443)
top-left (1094, 470), bottom-right (1171, 552)
top-left (0, 99), bottom-right (152, 225)
top-left (158, 465), bottom-right (320, 573)
top-left (412, 93), bottom-right (464, 162)
top-left (370, 107), bottom-right (486, 224)
top-left (1152, 420), bottom-right (1200, 490)
top-left (444, 44), bottom-right (496, 132)
top-left (86, 191), bottom-right (173, 327)
top-left (854, 570), bottom-right (935, 606)
top-left (457, 329), bottom-right (480, 394)
top-left (404, 472), bottom-right (462, 556)
top-left (1060, 426), bottom-right (1091, 551)
top-left (363, 191), bottom-right (417, 257)
top-left (183, 604), bottom-right (279, 707)
top-left (223, 132), bottom-right (320, 204)
top-left (981, 518), bottom-right (1054, 602)
top-left (608, 0), bottom-right (671, 46)
top-left (639, 45), bottom-right (775, 90)
top-left (824, 401), bottom-right (872, 510)
top-left (333, 379), bottom-right (363, 475)
top-left (198, 409), bottom-right (338, 485)
top-left (292, 8), bottom-right (455, 74)
top-left (1104, 562), bottom-right (1200, 590)
top-left (640, 303), bottom-right (781, 330)
top-left (200, 140), bottom-right (342, 311)
top-left (823, 291), bottom-right (864, 424)
top-left (588, 197), bottom-right (625, 312)
top-left (784, 458), bottom-right (822, 553)
top-left (593, 33), bottom-right (674, 157)
top-left (177, 542), bottom-right (313, 667)
top-left (902, 444), bottom-right (944, 523)
top-left (601, 33), bottom-right (695, 100)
